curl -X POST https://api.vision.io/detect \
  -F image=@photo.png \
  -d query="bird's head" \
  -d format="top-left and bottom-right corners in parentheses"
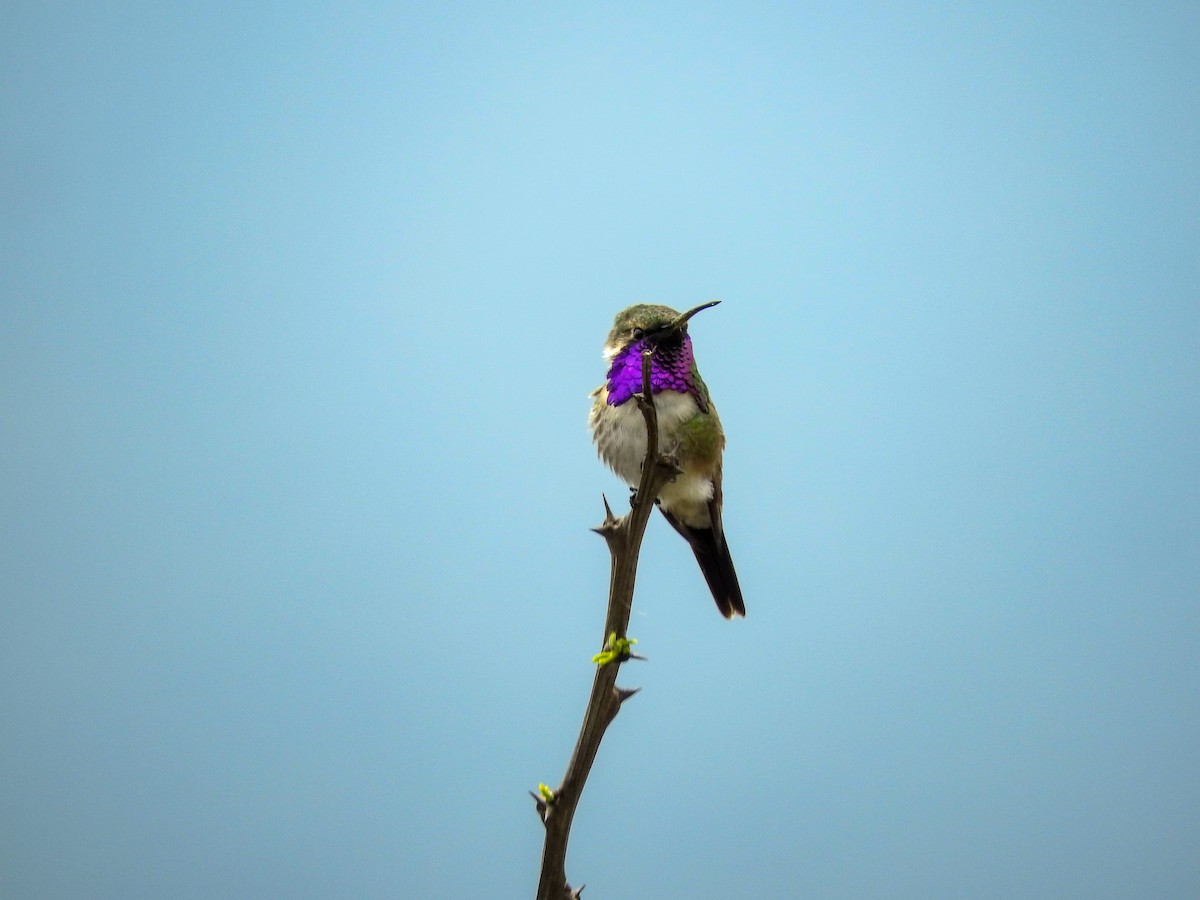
top-left (602, 300), bottom-right (720, 360)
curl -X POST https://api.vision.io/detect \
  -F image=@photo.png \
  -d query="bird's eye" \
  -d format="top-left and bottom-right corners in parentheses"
top-left (632, 328), bottom-right (645, 340)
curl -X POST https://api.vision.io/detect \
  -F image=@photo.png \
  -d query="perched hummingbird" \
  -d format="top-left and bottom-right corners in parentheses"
top-left (589, 302), bottom-right (745, 618)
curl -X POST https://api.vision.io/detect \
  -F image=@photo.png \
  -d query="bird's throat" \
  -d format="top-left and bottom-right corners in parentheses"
top-left (605, 336), bottom-right (701, 408)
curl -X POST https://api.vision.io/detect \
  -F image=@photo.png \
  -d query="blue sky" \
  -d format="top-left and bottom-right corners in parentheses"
top-left (2, 2), bottom-right (1198, 897)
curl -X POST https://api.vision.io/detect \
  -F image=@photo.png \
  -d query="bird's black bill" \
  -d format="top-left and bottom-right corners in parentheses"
top-left (671, 300), bottom-right (721, 331)
top-left (646, 300), bottom-right (721, 345)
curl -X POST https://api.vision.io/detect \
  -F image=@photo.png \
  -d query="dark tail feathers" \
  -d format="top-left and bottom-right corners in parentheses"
top-left (660, 511), bottom-right (745, 618)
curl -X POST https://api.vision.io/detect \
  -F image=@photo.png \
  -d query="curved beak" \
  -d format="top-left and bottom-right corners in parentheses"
top-left (646, 300), bottom-right (720, 344)
top-left (671, 300), bottom-right (721, 331)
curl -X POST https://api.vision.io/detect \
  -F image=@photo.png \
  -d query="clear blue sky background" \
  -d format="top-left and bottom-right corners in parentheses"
top-left (2, 3), bottom-right (1197, 898)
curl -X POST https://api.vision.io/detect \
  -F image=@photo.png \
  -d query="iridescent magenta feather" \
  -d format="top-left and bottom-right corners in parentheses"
top-left (604, 336), bottom-right (705, 409)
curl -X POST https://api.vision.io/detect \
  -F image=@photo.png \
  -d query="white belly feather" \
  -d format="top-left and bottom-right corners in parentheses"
top-left (589, 390), bottom-right (714, 516)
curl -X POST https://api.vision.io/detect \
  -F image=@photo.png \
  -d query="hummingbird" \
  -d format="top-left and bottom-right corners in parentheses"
top-left (589, 301), bottom-right (745, 618)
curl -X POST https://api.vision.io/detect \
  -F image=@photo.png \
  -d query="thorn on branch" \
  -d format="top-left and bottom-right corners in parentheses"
top-left (590, 522), bottom-right (617, 539)
top-left (616, 686), bottom-right (641, 704)
top-left (530, 783), bottom-right (557, 822)
top-left (530, 792), bottom-right (548, 820)
top-left (591, 495), bottom-right (621, 539)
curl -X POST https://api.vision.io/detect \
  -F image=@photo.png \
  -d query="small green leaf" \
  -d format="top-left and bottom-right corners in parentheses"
top-left (592, 632), bottom-right (638, 667)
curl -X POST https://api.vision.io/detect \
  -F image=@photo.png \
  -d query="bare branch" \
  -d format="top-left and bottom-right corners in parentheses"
top-left (533, 348), bottom-right (676, 899)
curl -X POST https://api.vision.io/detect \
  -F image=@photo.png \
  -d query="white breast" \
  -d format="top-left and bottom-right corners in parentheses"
top-left (590, 390), bottom-right (714, 516)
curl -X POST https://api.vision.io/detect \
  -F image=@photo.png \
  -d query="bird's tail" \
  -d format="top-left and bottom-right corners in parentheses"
top-left (660, 511), bottom-right (746, 618)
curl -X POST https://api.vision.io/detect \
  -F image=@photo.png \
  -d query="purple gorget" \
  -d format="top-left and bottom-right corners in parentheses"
top-left (604, 336), bottom-right (707, 412)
